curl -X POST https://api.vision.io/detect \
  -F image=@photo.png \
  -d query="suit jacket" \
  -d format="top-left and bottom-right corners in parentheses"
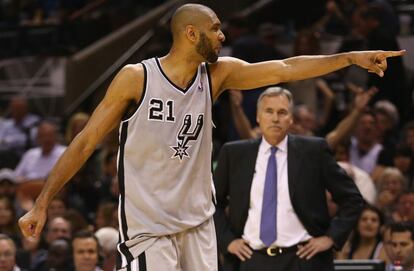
top-left (213, 135), bottom-right (364, 271)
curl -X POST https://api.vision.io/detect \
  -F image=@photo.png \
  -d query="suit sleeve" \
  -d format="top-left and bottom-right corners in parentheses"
top-left (320, 140), bottom-right (365, 249)
top-left (213, 144), bottom-right (237, 254)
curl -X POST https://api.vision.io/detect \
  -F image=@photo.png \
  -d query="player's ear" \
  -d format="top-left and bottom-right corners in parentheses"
top-left (185, 25), bottom-right (198, 43)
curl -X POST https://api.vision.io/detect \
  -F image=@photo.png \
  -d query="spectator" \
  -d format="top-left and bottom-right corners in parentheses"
top-left (0, 197), bottom-right (20, 246)
top-left (47, 196), bottom-right (67, 220)
top-left (0, 97), bottom-right (40, 168)
top-left (94, 202), bottom-right (117, 230)
top-left (382, 223), bottom-right (396, 268)
top-left (0, 234), bottom-right (20, 271)
top-left (35, 238), bottom-right (72, 271)
top-left (375, 168), bottom-right (407, 219)
top-left (373, 100), bottom-right (399, 148)
top-left (63, 209), bottom-right (89, 235)
top-left (393, 146), bottom-right (414, 189)
top-left (292, 105), bottom-right (317, 136)
top-left (373, 145), bottom-right (414, 190)
top-left (0, 169), bottom-right (17, 200)
top-left (349, 110), bottom-right (383, 174)
top-left (64, 112), bottom-right (90, 145)
top-left (390, 222), bottom-right (414, 270)
top-left (19, 235), bottom-right (47, 270)
top-left (14, 121), bottom-right (66, 183)
top-left (392, 191), bottom-right (414, 222)
top-left (45, 216), bottom-right (71, 246)
top-left (72, 231), bottom-right (102, 271)
top-left (337, 205), bottom-right (388, 261)
top-left (95, 227), bottom-right (117, 271)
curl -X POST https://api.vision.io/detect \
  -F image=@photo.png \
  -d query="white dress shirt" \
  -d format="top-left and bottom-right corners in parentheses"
top-left (243, 136), bottom-right (312, 249)
top-left (14, 145), bottom-right (66, 181)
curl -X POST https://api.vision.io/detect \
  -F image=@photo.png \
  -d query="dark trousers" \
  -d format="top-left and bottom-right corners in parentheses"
top-left (239, 250), bottom-right (334, 271)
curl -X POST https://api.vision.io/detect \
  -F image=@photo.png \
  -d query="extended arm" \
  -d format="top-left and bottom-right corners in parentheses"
top-left (18, 64), bottom-right (144, 237)
top-left (326, 86), bottom-right (377, 149)
top-left (210, 50), bottom-right (404, 99)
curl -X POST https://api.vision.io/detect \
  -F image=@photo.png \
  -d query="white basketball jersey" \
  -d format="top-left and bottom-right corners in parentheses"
top-left (117, 58), bottom-right (215, 265)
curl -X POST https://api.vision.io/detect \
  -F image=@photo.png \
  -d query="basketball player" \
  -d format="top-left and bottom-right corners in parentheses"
top-left (19, 3), bottom-right (405, 271)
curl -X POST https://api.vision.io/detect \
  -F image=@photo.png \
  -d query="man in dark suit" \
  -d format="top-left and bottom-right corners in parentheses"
top-left (214, 87), bottom-right (364, 271)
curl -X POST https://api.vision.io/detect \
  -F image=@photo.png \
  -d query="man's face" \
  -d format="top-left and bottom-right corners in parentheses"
top-left (257, 95), bottom-right (293, 145)
top-left (47, 239), bottom-right (71, 269)
top-left (382, 176), bottom-right (403, 196)
top-left (73, 238), bottom-right (99, 271)
top-left (9, 98), bottom-right (27, 122)
top-left (397, 194), bottom-right (414, 221)
top-left (355, 114), bottom-right (377, 143)
top-left (47, 199), bottom-right (66, 220)
top-left (392, 231), bottom-right (414, 268)
top-left (195, 13), bottom-right (225, 63)
top-left (0, 240), bottom-right (15, 271)
top-left (0, 182), bottom-right (15, 198)
top-left (46, 218), bottom-right (71, 244)
top-left (37, 123), bottom-right (57, 153)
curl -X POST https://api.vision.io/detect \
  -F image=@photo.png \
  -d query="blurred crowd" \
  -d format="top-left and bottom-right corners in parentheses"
top-left (0, 0), bottom-right (166, 26)
top-left (0, 0), bottom-right (414, 270)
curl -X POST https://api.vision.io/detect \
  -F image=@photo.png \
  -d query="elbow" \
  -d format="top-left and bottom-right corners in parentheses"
top-left (275, 61), bottom-right (292, 83)
top-left (72, 133), bottom-right (97, 158)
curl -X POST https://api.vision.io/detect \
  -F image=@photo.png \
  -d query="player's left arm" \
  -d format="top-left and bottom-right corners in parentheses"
top-left (209, 50), bottom-right (405, 100)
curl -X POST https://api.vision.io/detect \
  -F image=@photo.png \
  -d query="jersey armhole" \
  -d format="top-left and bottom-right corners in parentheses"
top-left (205, 63), bottom-right (214, 104)
top-left (121, 63), bottom-right (148, 122)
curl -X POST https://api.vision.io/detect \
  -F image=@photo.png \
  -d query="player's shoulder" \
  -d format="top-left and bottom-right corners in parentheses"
top-left (120, 63), bottom-right (145, 78)
top-left (207, 57), bottom-right (244, 76)
top-left (210, 56), bottom-right (243, 67)
top-left (107, 64), bottom-right (145, 101)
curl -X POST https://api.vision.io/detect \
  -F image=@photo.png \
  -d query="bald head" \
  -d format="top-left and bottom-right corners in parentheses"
top-left (170, 4), bottom-right (216, 41)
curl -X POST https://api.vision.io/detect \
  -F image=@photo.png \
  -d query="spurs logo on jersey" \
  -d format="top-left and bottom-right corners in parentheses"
top-left (171, 114), bottom-right (204, 160)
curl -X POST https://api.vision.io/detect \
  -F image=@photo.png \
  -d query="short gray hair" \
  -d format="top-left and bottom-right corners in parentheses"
top-left (257, 87), bottom-right (294, 110)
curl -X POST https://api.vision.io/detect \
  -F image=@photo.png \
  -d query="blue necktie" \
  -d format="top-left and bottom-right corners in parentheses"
top-left (260, 146), bottom-right (278, 247)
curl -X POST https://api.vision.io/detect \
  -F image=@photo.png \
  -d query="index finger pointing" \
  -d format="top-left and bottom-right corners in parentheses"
top-left (383, 50), bottom-right (406, 58)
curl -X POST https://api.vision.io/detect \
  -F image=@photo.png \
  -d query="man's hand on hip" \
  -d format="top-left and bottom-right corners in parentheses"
top-left (227, 238), bottom-right (253, 261)
top-left (297, 236), bottom-right (334, 260)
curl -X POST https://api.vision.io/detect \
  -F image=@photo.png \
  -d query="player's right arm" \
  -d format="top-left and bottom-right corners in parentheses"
top-left (18, 64), bottom-right (145, 238)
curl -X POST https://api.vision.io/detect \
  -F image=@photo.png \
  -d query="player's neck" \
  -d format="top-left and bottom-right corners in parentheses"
top-left (159, 51), bottom-right (202, 88)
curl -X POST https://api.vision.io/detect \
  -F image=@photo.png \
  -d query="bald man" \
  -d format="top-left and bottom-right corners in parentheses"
top-left (18, 3), bottom-right (405, 271)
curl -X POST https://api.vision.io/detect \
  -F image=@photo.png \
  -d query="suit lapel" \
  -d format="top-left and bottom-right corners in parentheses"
top-left (287, 135), bottom-right (302, 201)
